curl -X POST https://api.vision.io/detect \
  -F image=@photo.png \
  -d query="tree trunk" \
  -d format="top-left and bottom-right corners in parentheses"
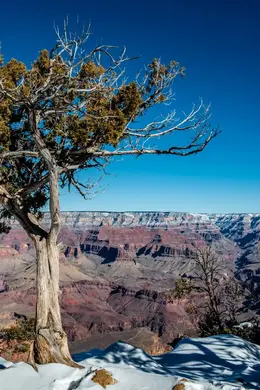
top-left (1, 113), bottom-right (82, 367)
top-left (32, 235), bottom-right (80, 367)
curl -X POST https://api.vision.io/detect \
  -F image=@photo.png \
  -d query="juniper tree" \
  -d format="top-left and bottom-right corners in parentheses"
top-left (0, 23), bottom-right (219, 366)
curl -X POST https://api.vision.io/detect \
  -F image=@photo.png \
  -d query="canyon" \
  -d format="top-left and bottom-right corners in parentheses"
top-left (0, 211), bottom-right (259, 353)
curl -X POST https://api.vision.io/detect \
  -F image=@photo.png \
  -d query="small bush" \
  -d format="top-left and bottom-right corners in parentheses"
top-left (198, 311), bottom-right (260, 346)
top-left (0, 317), bottom-right (35, 342)
top-left (198, 310), bottom-right (224, 337)
top-left (185, 303), bottom-right (197, 314)
top-left (13, 343), bottom-right (30, 353)
top-left (174, 279), bottom-right (192, 299)
top-left (225, 322), bottom-right (260, 345)
top-left (162, 279), bottom-right (193, 301)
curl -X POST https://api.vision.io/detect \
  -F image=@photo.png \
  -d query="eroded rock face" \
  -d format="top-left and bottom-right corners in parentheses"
top-left (0, 279), bottom-right (198, 344)
top-left (0, 212), bottom-right (238, 267)
top-left (0, 279), bottom-right (6, 293)
top-left (215, 214), bottom-right (260, 283)
top-left (0, 211), bottom-right (259, 352)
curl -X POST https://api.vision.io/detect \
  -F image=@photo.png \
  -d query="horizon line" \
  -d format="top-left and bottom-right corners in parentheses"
top-left (42, 210), bottom-right (260, 215)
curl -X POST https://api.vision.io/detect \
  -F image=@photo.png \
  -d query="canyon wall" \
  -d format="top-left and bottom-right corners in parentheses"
top-left (0, 211), bottom-right (259, 350)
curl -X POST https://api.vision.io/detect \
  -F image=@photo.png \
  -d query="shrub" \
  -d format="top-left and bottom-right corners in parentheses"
top-left (0, 317), bottom-right (35, 342)
top-left (162, 279), bottom-right (193, 301)
top-left (185, 303), bottom-right (197, 314)
top-left (198, 310), bottom-right (224, 337)
top-left (13, 343), bottom-right (30, 353)
top-left (173, 279), bottom-right (192, 298)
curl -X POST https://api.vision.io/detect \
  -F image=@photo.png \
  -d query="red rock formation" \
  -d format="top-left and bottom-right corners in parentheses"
top-left (0, 211), bottom-right (244, 350)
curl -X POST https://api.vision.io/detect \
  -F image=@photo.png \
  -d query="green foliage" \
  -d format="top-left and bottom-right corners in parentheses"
top-left (0, 58), bottom-right (26, 89)
top-left (144, 58), bottom-right (184, 97)
top-left (13, 343), bottom-right (30, 353)
top-left (185, 303), bottom-right (197, 314)
top-left (198, 314), bottom-right (260, 346)
top-left (0, 49), bottom-right (145, 157)
top-left (0, 317), bottom-right (35, 342)
top-left (174, 278), bottom-right (193, 298)
top-left (162, 278), bottom-right (193, 300)
top-left (33, 49), bottom-right (50, 76)
top-left (55, 81), bottom-right (143, 148)
top-left (198, 310), bottom-right (224, 337)
top-left (0, 36), bottom-right (186, 221)
top-left (113, 82), bottom-right (142, 118)
top-left (79, 60), bottom-right (105, 80)
top-left (228, 322), bottom-right (260, 345)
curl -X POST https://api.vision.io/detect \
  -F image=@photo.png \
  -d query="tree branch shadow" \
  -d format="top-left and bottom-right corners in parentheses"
top-left (73, 335), bottom-right (260, 389)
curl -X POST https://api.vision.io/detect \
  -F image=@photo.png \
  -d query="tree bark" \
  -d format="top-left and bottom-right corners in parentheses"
top-left (32, 235), bottom-right (80, 367)
top-left (0, 191), bottom-right (79, 366)
top-left (31, 166), bottom-right (80, 366)
top-left (26, 113), bottom-right (80, 366)
top-left (0, 113), bottom-right (82, 367)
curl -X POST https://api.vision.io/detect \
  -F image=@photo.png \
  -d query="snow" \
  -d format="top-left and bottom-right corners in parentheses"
top-left (1, 335), bottom-right (260, 390)
top-left (234, 322), bottom-right (254, 329)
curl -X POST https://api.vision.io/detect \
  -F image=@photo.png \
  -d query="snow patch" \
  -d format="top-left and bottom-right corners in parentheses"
top-left (0, 335), bottom-right (259, 389)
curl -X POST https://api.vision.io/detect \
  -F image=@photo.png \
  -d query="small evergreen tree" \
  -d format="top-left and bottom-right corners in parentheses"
top-left (174, 278), bottom-right (193, 299)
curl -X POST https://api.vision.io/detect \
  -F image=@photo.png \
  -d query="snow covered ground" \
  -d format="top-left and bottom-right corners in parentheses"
top-left (1, 335), bottom-right (260, 390)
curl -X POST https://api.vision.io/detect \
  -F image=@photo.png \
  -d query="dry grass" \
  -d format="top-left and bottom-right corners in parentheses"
top-left (91, 369), bottom-right (117, 388)
top-left (172, 379), bottom-right (189, 390)
top-left (172, 384), bottom-right (185, 390)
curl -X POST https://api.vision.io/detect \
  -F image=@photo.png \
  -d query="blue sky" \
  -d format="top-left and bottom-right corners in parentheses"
top-left (1, 0), bottom-right (260, 213)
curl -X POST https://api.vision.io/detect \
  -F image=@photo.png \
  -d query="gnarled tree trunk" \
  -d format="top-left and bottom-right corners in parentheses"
top-left (0, 193), bottom-right (79, 366)
top-left (32, 235), bottom-right (79, 366)
top-left (27, 118), bottom-right (80, 366)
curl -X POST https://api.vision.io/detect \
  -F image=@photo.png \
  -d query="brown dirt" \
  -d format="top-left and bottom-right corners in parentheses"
top-left (172, 379), bottom-right (189, 390)
top-left (172, 384), bottom-right (185, 390)
top-left (91, 369), bottom-right (117, 388)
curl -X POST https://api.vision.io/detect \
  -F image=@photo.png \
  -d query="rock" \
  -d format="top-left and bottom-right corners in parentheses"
top-left (0, 339), bottom-right (32, 363)
top-left (1, 210), bottom-right (257, 358)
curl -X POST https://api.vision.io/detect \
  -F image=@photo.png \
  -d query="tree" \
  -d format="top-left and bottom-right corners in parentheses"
top-left (0, 22), bottom-right (219, 366)
top-left (193, 245), bottom-right (243, 335)
top-left (222, 276), bottom-right (244, 325)
top-left (194, 245), bottom-right (224, 331)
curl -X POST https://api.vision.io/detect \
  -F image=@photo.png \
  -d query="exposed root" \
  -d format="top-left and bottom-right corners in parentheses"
top-left (34, 330), bottom-right (83, 368)
top-left (27, 341), bottom-right (38, 372)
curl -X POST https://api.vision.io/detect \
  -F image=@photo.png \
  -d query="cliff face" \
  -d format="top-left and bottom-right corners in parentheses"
top-left (2, 210), bottom-right (241, 228)
top-left (1, 211), bottom-right (234, 268)
top-left (0, 211), bottom-right (259, 347)
top-left (214, 214), bottom-right (260, 283)
top-left (2, 211), bottom-right (259, 286)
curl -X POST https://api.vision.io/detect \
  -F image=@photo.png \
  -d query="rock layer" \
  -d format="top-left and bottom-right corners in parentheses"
top-left (0, 211), bottom-right (259, 351)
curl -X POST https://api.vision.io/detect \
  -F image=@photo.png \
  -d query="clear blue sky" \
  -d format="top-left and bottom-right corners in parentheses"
top-left (1, 0), bottom-right (260, 213)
